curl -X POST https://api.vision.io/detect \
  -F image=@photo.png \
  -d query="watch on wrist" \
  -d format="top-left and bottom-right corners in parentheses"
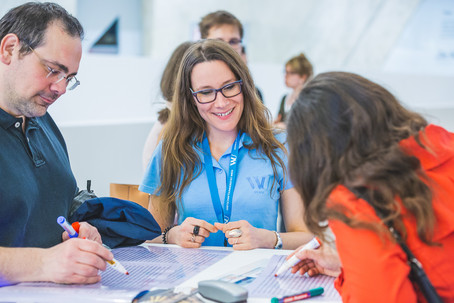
top-left (274, 231), bottom-right (283, 249)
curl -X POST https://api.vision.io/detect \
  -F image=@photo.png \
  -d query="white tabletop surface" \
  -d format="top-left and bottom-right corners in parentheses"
top-left (0, 244), bottom-right (341, 303)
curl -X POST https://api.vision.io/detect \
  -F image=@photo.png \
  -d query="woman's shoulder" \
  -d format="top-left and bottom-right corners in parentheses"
top-left (273, 130), bottom-right (288, 144)
top-left (242, 130), bottom-right (287, 145)
top-left (328, 185), bottom-right (380, 221)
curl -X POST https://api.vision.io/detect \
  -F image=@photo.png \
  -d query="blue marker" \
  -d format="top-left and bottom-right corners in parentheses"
top-left (57, 216), bottom-right (78, 238)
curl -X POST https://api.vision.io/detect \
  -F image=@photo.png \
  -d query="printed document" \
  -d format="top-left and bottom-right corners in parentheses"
top-left (246, 255), bottom-right (341, 300)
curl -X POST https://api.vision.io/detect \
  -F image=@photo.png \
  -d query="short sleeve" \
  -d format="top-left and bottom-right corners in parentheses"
top-left (139, 141), bottom-right (163, 195)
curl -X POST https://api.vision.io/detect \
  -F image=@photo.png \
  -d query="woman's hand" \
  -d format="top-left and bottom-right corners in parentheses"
top-left (215, 220), bottom-right (276, 250)
top-left (168, 217), bottom-right (217, 248)
top-left (290, 243), bottom-right (341, 278)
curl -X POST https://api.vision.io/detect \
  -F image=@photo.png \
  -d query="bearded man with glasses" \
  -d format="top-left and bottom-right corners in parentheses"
top-left (0, 2), bottom-right (112, 285)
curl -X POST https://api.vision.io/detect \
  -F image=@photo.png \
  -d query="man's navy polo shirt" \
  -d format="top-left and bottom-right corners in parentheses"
top-left (0, 108), bottom-right (77, 248)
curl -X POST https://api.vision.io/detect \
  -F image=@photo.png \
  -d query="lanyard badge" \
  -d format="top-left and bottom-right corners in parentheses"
top-left (202, 132), bottom-right (241, 245)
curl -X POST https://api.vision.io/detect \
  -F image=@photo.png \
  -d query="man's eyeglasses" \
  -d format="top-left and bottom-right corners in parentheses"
top-left (227, 38), bottom-right (242, 47)
top-left (29, 46), bottom-right (80, 90)
top-left (285, 70), bottom-right (299, 76)
top-left (191, 80), bottom-right (243, 104)
top-left (216, 38), bottom-right (242, 50)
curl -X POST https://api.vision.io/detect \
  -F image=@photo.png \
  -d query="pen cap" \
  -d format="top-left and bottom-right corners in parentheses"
top-left (72, 221), bottom-right (80, 233)
top-left (309, 287), bottom-right (324, 296)
top-left (57, 216), bottom-right (78, 237)
top-left (303, 237), bottom-right (321, 250)
top-left (57, 216), bottom-right (66, 225)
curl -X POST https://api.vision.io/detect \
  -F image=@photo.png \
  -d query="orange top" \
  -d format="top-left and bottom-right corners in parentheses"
top-left (329, 125), bottom-right (454, 302)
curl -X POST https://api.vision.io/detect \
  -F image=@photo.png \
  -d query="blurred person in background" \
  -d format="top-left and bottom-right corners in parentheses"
top-left (199, 10), bottom-right (264, 103)
top-left (142, 41), bottom-right (193, 170)
top-left (274, 53), bottom-right (313, 129)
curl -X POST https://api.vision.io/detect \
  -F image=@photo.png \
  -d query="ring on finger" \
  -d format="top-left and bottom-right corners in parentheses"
top-left (191, 234), bottom-right (195, 242)
top-left (234, 238), bottom-right (239, 245)
top-left (228, 228), bottom-right (242, 238)
top-left (193, 225), bottom-right (200, 236)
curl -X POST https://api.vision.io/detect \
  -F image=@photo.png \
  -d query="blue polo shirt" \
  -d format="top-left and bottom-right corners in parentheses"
top-left (0, 108), bottom-right (77, 248)
top-left (140, 132), bottom-right (292, 246)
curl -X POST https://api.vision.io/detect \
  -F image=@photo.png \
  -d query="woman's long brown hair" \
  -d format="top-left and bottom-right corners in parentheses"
top-left (287, 72), bottom-right (435, 244)
top-left (155, 39), bottom-right (287, 220)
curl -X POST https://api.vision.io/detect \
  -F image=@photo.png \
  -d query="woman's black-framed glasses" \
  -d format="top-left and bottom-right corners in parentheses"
top-left (191, 80), bottom-right (243, 104)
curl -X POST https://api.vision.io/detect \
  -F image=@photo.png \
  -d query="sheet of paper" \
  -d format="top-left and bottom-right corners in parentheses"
top-left (100, 245), bottom-right (230, 290)
top-left (219, 266), bottom-right (263, 286)
top-left (1, 245), bottom-right (231, 302)
top-left (246, 255), bottom-right (341, 301)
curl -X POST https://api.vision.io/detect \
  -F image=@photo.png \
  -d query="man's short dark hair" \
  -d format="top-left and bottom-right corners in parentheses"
top-left (0, 2), bottom-right (84, 55)
top-left (199, 10), bottom-right (243, 39)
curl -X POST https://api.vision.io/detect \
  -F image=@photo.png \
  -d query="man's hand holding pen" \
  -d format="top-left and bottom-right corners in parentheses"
top-left (57, 217), bottom-right (129, 278)
top-left (41, 238), bottom-right (113, 284)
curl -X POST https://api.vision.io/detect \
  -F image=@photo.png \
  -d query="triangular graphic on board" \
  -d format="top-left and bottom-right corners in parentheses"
top-left (89, 18), bottom-right (119, 54)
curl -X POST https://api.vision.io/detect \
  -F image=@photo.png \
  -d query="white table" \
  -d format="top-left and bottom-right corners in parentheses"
top-left (0, 244), bottom-right (341, 303)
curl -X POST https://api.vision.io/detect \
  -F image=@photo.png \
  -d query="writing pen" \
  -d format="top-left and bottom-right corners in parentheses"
top-left (102, 244), bottom-right (130, 275)
top-left (274, 237), bottom-right (321, 277)
top-left (57, 216), bottom-right (129, 275)
top-left (271, 287), bottom-right (324, 303)
top-left (57, 216), bottom-right (78, 238)
top-left (132, 288), bottom-right (198, 303)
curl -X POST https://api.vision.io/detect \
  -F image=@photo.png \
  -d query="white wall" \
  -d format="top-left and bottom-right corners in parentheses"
top-left (49, 55), bottom-right (163, 126)
top-left (49, 54), bottom-right (165, 196)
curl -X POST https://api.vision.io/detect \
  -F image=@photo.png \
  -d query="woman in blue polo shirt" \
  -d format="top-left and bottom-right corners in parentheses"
top-left (140, 39), bottom-right (312, 250)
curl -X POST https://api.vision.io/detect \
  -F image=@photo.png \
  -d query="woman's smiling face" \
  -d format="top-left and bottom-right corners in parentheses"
top-left (190, 60), bottom-right (244, 138)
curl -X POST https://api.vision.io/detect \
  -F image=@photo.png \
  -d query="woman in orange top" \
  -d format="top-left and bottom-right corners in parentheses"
top-left (286, 72), bottom-right (454, 302)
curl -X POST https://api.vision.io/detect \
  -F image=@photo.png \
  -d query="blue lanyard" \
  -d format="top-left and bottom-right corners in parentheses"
top-left (202, 132), bottom-right (241, 227)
